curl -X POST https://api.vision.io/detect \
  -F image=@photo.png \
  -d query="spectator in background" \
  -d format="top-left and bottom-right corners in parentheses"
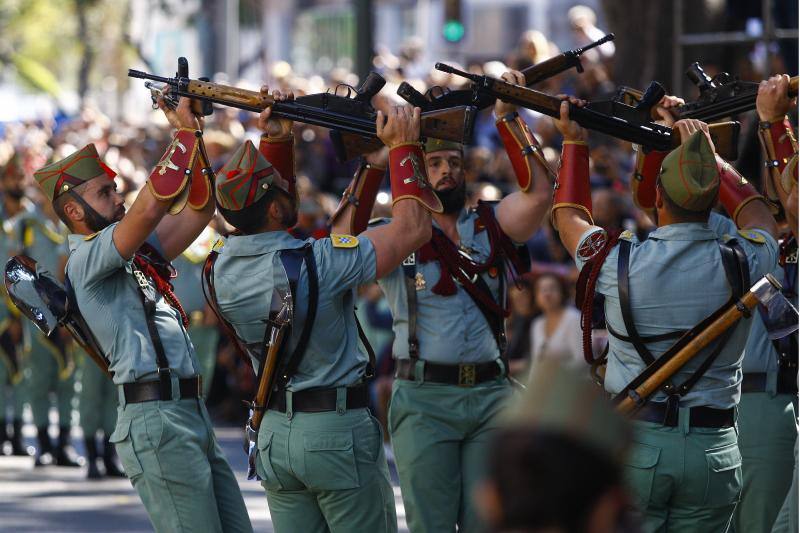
top-left (528, 273), bottom-right (583, 377)
top-left (567, 5), bottom-right (615, 63)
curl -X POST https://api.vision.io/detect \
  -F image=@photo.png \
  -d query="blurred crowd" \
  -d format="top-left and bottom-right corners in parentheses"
top-left (0, 4), bottom-right (794, 429)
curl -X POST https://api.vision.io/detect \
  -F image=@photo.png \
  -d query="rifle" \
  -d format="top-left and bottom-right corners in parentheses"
top-left (679, 63), bottom-right (799, 122)
top-left (245, 289), bottom-right (292, 480)
top-left (619, 63), bottom-right (799, 123)
top-left (435, 63), bottom-right (742, 160)
top-left (397, 33), bottom-right (615, 112)
top-left (129, 64), bottom-right (476, 162)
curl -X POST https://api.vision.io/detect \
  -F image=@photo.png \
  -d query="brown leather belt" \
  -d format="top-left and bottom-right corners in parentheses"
top-left (122, 375), bottom-right (202, 404)
top-left (267, 384), bottom-right (369, 414)
top-left (633, 402), bottom-right (735, 428)
top-left (394, 358), bottom-right (503, 386)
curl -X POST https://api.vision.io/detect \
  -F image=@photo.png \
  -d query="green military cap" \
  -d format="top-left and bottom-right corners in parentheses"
top-left (215, 140), bottom-right (289, 211)
top-left (503, 359), bottom-right (631, 462)
top-left (33, 144), bottom-right (116, 202)
top-left (658, 130), bottom-right (720, 212)
top-left (423, 138), bottom-right (463, 154)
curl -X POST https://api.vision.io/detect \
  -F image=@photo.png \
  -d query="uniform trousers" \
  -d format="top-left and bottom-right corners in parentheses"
top-left (732, 392), bottom-right (797, 533)
top-left (27, 331), bottom-right (75, 426)
top-left (389, 375), bottom-right (511, 533)
top-left (624, 409), bottom-right (741, 533)
top-left (256, 398), bottom-right (397, 533)
top-left (78, 351), bottom-right (117, 435)
top-left (110, 388), bottom-right (252, 533)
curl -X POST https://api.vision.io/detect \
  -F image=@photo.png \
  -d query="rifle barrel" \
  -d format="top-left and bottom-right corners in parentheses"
top-left (128, 70), bottom-right (172, 84)
top-left (575, 33), bottom-right (615, 54)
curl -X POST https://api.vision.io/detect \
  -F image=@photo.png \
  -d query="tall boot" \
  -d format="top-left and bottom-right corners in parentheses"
top-left (0, 419), bottom-right (8, 455)
top-left (102, 435), bottom-right (126, 477)
top-left (84, 435), bottom-right (101, 479)
top-left (10, 419), bottom-right (30, 456)
top-left (34, 426), bottom-right (53, 466)
top-left (54, 425), bottom-right (80, 467)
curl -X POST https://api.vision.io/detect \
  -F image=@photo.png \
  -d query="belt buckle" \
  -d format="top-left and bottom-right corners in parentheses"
top-left (458, 364), bottom-right (476, 387)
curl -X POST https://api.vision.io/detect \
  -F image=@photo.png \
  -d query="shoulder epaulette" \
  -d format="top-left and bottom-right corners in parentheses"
top-left (331, 233), bottom-right (359, 249)
top-left (736, 229), bottom-right (766, 244)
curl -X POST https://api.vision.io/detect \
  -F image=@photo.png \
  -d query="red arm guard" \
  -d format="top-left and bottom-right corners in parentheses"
top-left (758, 117), bottom-right (798, 201)
top-left (258, 134), bottom-right (296, 200)
top-left (329, 161), bottom-right (386, 235)
top-left (389, 143), bottom-right (443, 213)
top-left (717, 155), bottom-right (767, 227)
top-left (630, 147), bottom-right (668, 214)
top-left (186, 151), bottom-right (213, 210)
top-left (495, 111), bottom-right (555, 191)
top-left (148, 128), bottom-right (202, 214)
top-left (552, 141), bottom-right (593, 224)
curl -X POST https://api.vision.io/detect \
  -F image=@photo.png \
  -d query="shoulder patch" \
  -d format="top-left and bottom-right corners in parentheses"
top-left (576, 229), bottom-right (609, 262)
top-left (331, 234), bottom-right (359, 249)
top-left (83, 232), bottom-right (100, 241)
top-left (737, 229), bottom-right (766, 244)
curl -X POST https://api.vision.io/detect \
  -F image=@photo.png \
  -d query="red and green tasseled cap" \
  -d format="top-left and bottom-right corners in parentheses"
top-left (423, 138), bottom-right (463, 154)
top-left (658, 130), bottom-right (720, 212)
top-left (215, 140), bottom-right (290, 211)
top-left (33, 144), bottom-right (116, 202)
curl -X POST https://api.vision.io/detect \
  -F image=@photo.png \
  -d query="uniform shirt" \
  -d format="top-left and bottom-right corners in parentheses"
top-left (66, 223), bottom-right (198, 385)
top-left (708, 213), bottom-right (796, 395)
top-left (0, 198), bottom-right (35, 324)
top-left (377, 207), bottom-right (502, 364)
top-left (575, 218), bottom-right (778, 408)
top-left (212, 231), bottom-right (376, 392)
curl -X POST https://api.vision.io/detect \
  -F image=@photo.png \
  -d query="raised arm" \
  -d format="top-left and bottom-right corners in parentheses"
top-left (361, 106), bottom-right (438, 278)
top-left (114, 96), bottom-right (202, 260)
top-left (550, 98), bottom-right (601, 258)
top-left (493, 70), bottom-right (555, 243)
top-left (756, 74), bottom-right (798, 237)
top-left (329, 147), bottom-right (388, 236)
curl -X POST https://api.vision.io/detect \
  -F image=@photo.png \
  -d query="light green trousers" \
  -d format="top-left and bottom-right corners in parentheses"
top-left (732, 393), bottom-right (797, 533)
top-left (110, 392), bottom-right (252, 533)
top-left (26, 331), bottom-right (75, 426)
top-left (389, 376), bottom-right (512, 533)
top-left (624, 411), bottom-right (741, 533)
top-left (257, 401), bottom-right (397, 533)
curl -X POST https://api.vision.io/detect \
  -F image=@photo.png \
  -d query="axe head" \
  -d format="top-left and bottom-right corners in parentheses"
top-left (4, 255), bottom-right (66, 336)
top-left (753, 274), bottom-right (799, 340)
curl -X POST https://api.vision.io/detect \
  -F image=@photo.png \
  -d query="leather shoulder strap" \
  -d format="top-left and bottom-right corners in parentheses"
top-left (617, 239), bottom-right (656, 365)
top-left (402, 252), bottom-right (420, 359)
top-left (277, 244), bottom-right (318, 384)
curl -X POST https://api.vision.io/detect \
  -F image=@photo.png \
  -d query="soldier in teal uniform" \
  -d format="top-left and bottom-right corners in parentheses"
top-left (15, 199), bottom-right (79, 466)
top-left (372, 71), bottom-right (554, 533)
top-left (78, 342), bottom-right (125, 479)
top-left (206, 90), bottom-right (438, 532)
top-left (171, 224), bottom-right (220, 397)
top-left (0, 154), bottom-right (32, 456)
top-left (553, 96), bottom-right (779, 532)
top-left (32, 96), bottom-right (252, 532)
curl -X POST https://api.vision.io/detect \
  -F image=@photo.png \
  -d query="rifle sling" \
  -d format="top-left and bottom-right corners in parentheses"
top-left (132, 260), bottom-right (173, 399)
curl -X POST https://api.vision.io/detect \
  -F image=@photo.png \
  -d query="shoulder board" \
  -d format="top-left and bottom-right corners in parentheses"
top-left (84, 232), bottom-right (100, 241)
top-left (331, 233), bottom-right (359, 249)
top-left (619, 230), bottom-right (636, 242)
top-left (736, 229), bottom-right (766, 244)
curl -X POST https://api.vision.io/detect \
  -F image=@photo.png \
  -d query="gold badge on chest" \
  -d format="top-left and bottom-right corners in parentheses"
top-left (414, 272), bottom-right (426, 291)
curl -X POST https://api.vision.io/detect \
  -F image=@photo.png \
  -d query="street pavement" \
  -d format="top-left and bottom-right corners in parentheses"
top-left (0, 424), bottom-right (409, 532)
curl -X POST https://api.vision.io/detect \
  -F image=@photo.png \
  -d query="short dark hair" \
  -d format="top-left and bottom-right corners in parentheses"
top-left (656, 180), bottom-right (712, 222)
top-left (52, 191), bottom-right (78, 231)
top-left (487, 429), bottom-right (622, 533)
top-left (217, 188), bottom-right (279, 235)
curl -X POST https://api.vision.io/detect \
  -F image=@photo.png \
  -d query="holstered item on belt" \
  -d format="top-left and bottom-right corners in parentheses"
top-left (495, 111), bottom-right (555, 191)
top-left (122, 375), bottom-right (202, 403)
top-left (632, 401), bottom-right (735, 428)
top-left (395, 358), bottom-right (503, 387)
top-left (266, 384), bottom-right (369, 413)
top-left (552, 141), bottom-right (593, 225)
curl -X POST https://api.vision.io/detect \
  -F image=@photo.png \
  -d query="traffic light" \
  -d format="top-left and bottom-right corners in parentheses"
top-left (442, 0), bottom-right (464, 43)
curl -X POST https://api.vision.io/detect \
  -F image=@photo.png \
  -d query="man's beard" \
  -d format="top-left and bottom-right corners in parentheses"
top-left (434, 180), bottom-right (466, 214)
top-left (67, 190), bottom-right (116, 233)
